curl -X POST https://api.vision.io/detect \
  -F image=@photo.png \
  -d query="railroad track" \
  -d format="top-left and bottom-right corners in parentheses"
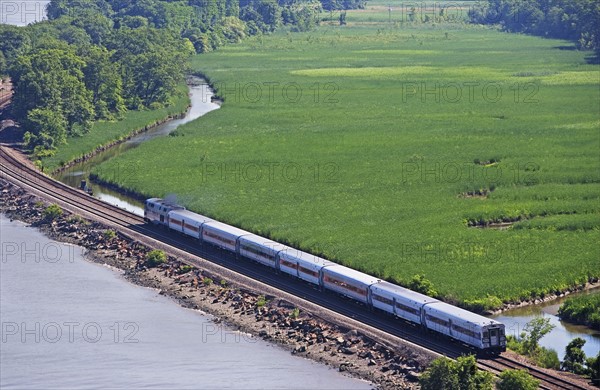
top-left (478, 356), bottom-right (591, 390)
top-left (0, 145), bottom-right (593, 390)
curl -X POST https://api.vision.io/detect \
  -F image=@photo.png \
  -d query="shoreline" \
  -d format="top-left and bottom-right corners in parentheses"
top-left (1, 180), bottom-right (433, 390)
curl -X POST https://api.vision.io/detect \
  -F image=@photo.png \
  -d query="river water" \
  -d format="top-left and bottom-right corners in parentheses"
top-left (492, 291), bottom-right (600, 360)
top-left (0, 215), bottom-right (372, 389)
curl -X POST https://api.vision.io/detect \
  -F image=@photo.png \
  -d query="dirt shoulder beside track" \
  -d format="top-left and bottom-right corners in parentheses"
top-left (1, 180), bottom-right (438, 390)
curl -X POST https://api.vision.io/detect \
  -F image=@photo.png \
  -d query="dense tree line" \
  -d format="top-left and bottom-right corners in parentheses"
top-left (0, 0), bottom-right (359, 155)
top-left (469, 0), bottom-right (600, 56)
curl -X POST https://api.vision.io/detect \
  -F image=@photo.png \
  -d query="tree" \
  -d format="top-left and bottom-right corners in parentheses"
top-left (420, 357), bottom-right (459, 390)
top-left (562, 338), bottom-right (587, 375)
top-left (586, 351), bottom-right (600, 386)
top-left (521, 317), bottom-right (555, 355)
top-left (420, 355), bottom-right (494, 390)
top-left (11, 47), bottom-right (94, 136)
top-left (496, 369), bottom-right (540, 390)
top-left (25, 108), bottom-right (68, 150)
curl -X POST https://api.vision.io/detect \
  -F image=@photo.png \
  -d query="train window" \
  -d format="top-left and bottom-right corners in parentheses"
top-left (373, 294), bottom-right (393, 306)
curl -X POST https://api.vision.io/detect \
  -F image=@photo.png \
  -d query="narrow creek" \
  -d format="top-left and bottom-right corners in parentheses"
top-left (54, 76), bottom-right (219, 216)
top-left (52, 77), bottom-right (599, 363)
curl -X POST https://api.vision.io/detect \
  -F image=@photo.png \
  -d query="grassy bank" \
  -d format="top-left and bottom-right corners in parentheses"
top-left (41, 83), bottom-right (190, 173)
top-left (90, 19), bottom-right (599, 308)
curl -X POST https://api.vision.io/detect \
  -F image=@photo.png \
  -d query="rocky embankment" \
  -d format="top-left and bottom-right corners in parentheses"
top-left (1, 180), bottom-right (433, 389)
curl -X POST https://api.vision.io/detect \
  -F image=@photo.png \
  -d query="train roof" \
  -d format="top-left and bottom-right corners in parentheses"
top-left (146, 198), bottom-right (185, 209)
top-left (169, 209), bottom-right (213, 223)
top-left (202, 220), bottom-right (251, 238)
top-left (371, 281), bottom-right (439, 304)
top-left (239, 234), bottom-right (289, 251)
top-left (323, 264), bottom-right (380, 286)
top-left (425, 301), bottom-right (503, 327)
top-left (279, 249), bottom-right (336, 269)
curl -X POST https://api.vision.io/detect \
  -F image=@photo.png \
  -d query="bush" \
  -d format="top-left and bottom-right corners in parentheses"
top-left (43, 204), bottom-right (63, 221)
top-left (420, 355), bottom-right (494, 390)
top-left (535, 347), bottom-right (560, 369)
top-left (103, 230), bottom-right (116, 240)
top-left (202, 277), bottom-right (213, 286)
top-left (256, 295), bottom-right (267, 308)
top-left (496, 369), bottom-right (539, 390)
top-left (145, 249), bottom-right (167, 267)
top-left (407, 274), bottom-right (438, 297)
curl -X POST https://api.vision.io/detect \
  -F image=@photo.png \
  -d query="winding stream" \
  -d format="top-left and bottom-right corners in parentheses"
top-left (55, 76), bottom-right (219, 216)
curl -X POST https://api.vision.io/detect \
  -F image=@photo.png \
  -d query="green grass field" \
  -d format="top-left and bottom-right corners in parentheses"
top-left (90, 19), bottom-right (599, 309)
top-left (41, 83), bottom-right (190, 172)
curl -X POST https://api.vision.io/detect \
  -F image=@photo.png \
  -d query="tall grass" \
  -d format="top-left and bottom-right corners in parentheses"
top-left (91, 22), bottom-right (599, 307)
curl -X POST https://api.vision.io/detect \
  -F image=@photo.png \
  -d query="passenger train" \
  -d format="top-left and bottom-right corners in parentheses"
top-left (145, 198), bottom-right (506, 354)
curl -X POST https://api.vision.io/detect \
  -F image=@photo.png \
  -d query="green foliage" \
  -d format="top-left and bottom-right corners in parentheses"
top-left (43, 204), bottom-right (63, 221)
top-left (558, 293), bottom-right (600, 330)
top-left (180, 264), bottom-right (193, 273)
top-left (508, 317), bottom-right (558, 368)
top-left (562, 337), bottom-right (588, 375)
top-left (145, 249), bottom-right (167, 267)
top-left (290, 307), bottom-right (300, 319)
top-left (535, 347), bottom-right (560, 370)
top-left (103, 229), bottom-right (117, 240)
top-left (202, 277), bottom-right (213, 286)
top-left (469, 0), bottom-right (600, 56)
top-left (496, 369), bottom-right (539, 390)
top-left (220, 279), bottom-right (227, 287)
top-left (588, 352), bottom-right (600, 386)
top-left (256, 295), bottom-right (267, 308)
top-left (407, 274), bottom-right (437, 298)
top-left (521, 317), bottom-right (555, 356)
top-left (420, 355), bottom-right (494, 390)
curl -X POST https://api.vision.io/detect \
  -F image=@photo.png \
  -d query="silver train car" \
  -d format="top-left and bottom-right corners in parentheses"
top-left (144, 198), bottom-right (506, 354)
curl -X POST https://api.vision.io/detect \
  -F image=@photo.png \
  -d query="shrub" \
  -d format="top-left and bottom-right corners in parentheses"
top-left (256, 295), bottom-right (267, 308)
top-left (43, 204), bottom-right (63, 221)
top-left (145, 249), bottom-right (167, 267)
top-left (202, 277), bottom-right (213, 286)
top-left (103, 230), bottom-right (117, 240)
top-left (407, 274), bottom-right (437, 297)
top-left (496, 369), bottom-right (539, 390)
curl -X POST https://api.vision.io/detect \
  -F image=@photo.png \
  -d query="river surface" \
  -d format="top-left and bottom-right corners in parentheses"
top-left (492, 290), bottom-right (600, 360)
top-left (0, 215), bottom-right (372, 390)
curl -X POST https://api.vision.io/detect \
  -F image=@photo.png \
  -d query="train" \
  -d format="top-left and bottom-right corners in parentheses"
top-left (145, 198), bottom-right (506, 354)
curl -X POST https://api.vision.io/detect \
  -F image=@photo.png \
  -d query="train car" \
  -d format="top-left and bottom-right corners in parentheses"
top-left (238, 234), bottom-right (288, 269)
top-left (167, 209), bottom-right (212, 240)
top-left (144, 198), bottom-right (184, 226)
top-left (370, 281), bottom-right (439, 324)
top-left (278, 249), bottom-right (336, 286)
top-left (201, 221), bottom-right (251, 252)
top-left (322, 265), bottom-right (380, 304)
top-left (423, 301), bottom-right (506, 353)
